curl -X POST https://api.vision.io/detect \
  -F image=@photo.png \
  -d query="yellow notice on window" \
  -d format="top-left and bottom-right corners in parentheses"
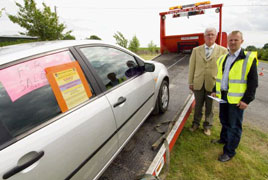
top-left (45, 61), bottom-right (92, 112)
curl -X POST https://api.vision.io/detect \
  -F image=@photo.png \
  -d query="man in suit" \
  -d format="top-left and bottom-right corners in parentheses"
top-left (188, 27), bottom-right (228, 136)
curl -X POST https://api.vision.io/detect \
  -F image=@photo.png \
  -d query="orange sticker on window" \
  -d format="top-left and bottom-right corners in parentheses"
top-left (45, 61), bottom-right (92, 112)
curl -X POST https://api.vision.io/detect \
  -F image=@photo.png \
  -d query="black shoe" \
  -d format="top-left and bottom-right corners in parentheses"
top-left (211, 139), bottom-right (225, 144)
top-left (189, 124), bottom-right (199, 132)
top-left (218, 154), bottom-right (232, 162)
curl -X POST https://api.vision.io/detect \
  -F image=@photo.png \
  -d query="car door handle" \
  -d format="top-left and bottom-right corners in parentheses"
top-left (113, 97), bottom-right (127, 108)
top-left (3, 151), bottom-right (44, 179)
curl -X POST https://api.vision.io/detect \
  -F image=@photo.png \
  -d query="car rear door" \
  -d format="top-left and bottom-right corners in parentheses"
top-left (77, 45), bottom-right (156, 147)
top-left (0, 50), bottom-right (118, 180)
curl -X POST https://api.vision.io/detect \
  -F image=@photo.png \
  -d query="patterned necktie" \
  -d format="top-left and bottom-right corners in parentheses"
top-left (206, 47), bottom-right (212, 59)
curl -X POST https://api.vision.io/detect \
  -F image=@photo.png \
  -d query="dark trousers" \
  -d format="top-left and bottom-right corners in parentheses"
top-left (193, 85), bottom-right (214, 129)
top-left (219, 91), bottom-right (244, 157)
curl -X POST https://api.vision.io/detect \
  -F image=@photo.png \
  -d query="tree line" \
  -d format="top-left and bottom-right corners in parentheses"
top-left (113, 31), bottom-right (158, 54)
top-left (246, 44), bottom-right (268, 61)
top-left (4, 0), bottom-right (266, 58)
top-left (1, 0), bottom-right (159, 54)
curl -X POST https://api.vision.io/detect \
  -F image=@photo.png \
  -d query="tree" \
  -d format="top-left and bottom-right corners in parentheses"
top-left (263, 43), bottom-right (268, 49)
top-left (0, 8), bottom-right (5, 17)
top-left (87, 35), bottom-right (102, 40)
top-left (259, 49), bottom-right (268, 61)
top-left (257, 49), bottom-right (263, 59)
top-left (148, 40), bottom-right (157, 54)
top-left (245, 45), bottom-right (257, 51)
top-left (8, 0), bottom-right (74, 40)
top-left (257, 48), bottom-right (268, 61)
top-left (62, 32), bottom-right (75, 40)
top-left (262, 50), bottom-right (268, 60)
top-left (128, 35), bottom-right (140, 53)
top-left (113, 31), bottom-right (128, 48)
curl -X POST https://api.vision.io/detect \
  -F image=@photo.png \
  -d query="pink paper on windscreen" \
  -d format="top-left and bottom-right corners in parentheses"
top-left (0, 51), bottom-right (73, 102)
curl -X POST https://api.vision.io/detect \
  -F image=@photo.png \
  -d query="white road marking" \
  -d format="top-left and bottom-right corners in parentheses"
top-left (167, 55), bottom-right (186, 70)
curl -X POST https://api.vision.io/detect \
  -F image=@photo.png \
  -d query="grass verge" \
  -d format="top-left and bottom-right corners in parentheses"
top-left (138, 53), bottom-right (160, 60)
top-left (259, 60), bottom-right (268, 64)
top-left (166, 109), bottom-right (268, 180)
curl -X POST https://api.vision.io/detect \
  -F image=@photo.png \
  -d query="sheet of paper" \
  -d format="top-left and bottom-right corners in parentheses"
top-left (207, 95), bottom-right (227, 103)
top-left (54, 68), bottom-right (88, 110)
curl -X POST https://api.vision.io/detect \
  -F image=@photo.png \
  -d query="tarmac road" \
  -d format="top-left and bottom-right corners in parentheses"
top-left (244, 62), bottom-right (268, 132)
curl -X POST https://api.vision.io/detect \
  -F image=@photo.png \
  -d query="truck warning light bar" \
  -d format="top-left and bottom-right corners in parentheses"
top-left (169, 1), bottom-right (211, 10)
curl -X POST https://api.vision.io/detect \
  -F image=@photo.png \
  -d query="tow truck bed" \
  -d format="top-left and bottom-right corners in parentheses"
top-left (100, 53), bottom-right (192, 179)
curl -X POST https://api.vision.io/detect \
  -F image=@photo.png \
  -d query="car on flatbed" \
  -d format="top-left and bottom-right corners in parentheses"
top-left (0, 40), bottom-right (169, 180)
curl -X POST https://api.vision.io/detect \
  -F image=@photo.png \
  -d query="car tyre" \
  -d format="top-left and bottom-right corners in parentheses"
top-left (153, 80), bottom-right (169, 114)
top-left (158, 80), bottom-right (169, 113)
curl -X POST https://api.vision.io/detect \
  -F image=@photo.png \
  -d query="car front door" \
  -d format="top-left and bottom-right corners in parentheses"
top-left (78, 46), bottom-right (156, 147)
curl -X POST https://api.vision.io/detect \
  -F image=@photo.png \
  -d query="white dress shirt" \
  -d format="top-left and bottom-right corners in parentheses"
top-left (221, 48), bottom-right (241, 91)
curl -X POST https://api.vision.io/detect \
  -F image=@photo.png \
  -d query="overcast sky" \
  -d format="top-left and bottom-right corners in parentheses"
top-left (1, 0), bottom-right (268, 48)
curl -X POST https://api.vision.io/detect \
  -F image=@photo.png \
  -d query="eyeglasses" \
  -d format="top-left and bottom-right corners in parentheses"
top-left (205, 34), bottom-right (216, 37)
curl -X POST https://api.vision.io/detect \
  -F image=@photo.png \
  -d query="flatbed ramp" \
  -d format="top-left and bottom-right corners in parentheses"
top-left (100, 53), bottom-right (194, 180)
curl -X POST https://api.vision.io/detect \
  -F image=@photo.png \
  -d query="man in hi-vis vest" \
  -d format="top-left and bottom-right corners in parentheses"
top-left (211, 31), bottom-right (258, 162)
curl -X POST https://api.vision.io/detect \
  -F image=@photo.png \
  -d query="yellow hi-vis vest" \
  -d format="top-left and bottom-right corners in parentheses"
top-left (216, 51), bottom-right (258, 104)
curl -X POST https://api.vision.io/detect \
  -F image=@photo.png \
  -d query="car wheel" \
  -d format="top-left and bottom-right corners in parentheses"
top-left (152, 80), bottom-right (169, 114)
top-left (158, 80), bottom-right (169, 113)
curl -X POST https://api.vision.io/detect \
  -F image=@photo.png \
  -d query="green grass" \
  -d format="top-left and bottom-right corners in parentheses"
top-left (0, 39), bottom-right (38, 47)
top-left (139, 47), bottom-right (160, 50)
top-left (259, 59), bottom-right (268, 64)
top-left (165, 109), bottom-right (268, 180)
top-left (138, 53), bottom-right (160, 60)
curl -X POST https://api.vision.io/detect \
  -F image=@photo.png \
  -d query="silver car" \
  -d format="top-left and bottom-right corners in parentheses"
top-left (0, 40), bottom-right (169, 180)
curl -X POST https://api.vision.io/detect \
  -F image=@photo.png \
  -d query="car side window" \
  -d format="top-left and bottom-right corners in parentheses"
top-left (80, 47), bottom-right (143, 89)
top-left (0, 51), bottom-right (94, 148)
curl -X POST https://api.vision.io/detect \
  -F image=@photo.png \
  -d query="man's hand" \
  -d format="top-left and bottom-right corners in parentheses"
top-left (189, 85), bottom-right (194, 91)
top-left (211, 92), bottom-right (216, 97)
top-left (237, 101), bottom-right (248, 110)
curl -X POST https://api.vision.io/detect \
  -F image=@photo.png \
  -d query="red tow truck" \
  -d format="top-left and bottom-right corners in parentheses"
top-left (159, 1), bottom-right (227, 54)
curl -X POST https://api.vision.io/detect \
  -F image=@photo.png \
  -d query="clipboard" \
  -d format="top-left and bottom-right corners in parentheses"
top-left (208, 95), bottom-right (227, 103)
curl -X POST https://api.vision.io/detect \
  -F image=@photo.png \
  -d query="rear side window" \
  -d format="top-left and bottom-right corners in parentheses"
top-left (80, 47), bottom-right (143, 89)
top-left (0, 51), bottom-right (92, 148)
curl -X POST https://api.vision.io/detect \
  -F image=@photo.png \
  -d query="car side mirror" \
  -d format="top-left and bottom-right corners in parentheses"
top-left (144, 63), bottom-right (155, 72)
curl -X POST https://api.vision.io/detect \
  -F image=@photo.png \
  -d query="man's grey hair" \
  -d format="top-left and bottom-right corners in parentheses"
top-left (204, 27), bottom-right (217, 35)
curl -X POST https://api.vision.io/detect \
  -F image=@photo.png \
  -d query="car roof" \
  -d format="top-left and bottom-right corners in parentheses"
top-left (0, 40), bottom-right (119, 66)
